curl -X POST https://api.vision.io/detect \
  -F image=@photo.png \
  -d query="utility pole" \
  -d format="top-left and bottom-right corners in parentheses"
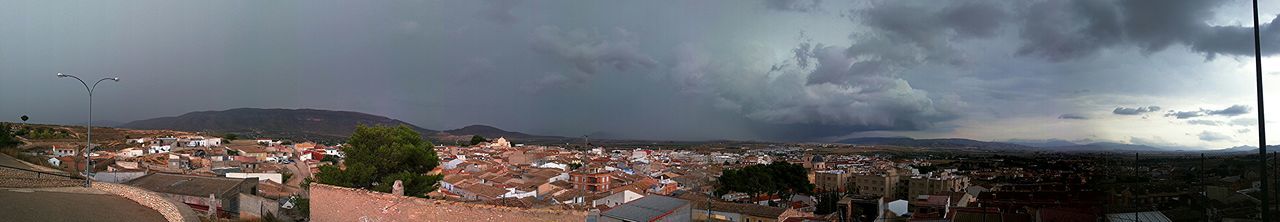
top-left (1252, 0), bottom-right (1270, 219)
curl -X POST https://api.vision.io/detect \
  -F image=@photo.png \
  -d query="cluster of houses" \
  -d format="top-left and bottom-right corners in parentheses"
top-left (30, 130), bottom-right (1152, 221)
top-left (431, 139), bottom-right (825, 221)
top-left (27, 134), bottom-right (345, 220)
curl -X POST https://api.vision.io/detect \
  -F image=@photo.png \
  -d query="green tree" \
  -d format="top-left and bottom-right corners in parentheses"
top-left (715, 161), bottom-right (814, 203)
top-left (315, 125), bottom-right (442, 197)
top-left (223, 133), bottom-right (239, 141)
top-left (813, 192), bottom-right (840, 215)
top-left (469, 135), bottom-right (488, 146)
top-left (320, 155), bottom-right (340, 164)
top-left (0, 123), bottom-right (17, 148)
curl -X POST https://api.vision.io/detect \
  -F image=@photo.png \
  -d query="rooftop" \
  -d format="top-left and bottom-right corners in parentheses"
top-left (124, 173), bottom-right (255, 198)
top-left (600, 195), bottom-right (689, 221)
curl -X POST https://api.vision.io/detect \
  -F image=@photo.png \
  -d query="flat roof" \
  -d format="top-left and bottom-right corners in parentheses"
top-left (125, 173), bottom-right (254, 198)
top-left (600, 195), bottom-right (689, 221)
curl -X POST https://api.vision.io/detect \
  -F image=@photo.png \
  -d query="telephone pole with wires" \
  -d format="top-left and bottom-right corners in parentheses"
top-left (1251, 0), bottom-right (1270, 220)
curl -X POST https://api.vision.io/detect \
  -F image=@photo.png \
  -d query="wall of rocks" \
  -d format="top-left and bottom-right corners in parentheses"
top-left (310, 183), bottom-right (588, 222)
top-left (93, 182), bottom-right (201, 222)
top-left (0, 167), bottom-right (80, 188)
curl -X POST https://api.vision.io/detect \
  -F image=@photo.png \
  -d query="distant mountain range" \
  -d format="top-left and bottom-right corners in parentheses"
top-left (116, 108), bottom-right (1268, 152)
top-left (441, 125), bottom-right (570, 141)
top-left (119, 108), bottom-right (436, 142)
top-left (840, 137), bottom-right (1259, 153)
top-left (839, 137), bottom-right (1034, 150)
top-left (118, 108), bottom-right (572, 143)
top-left (445, 125), bottom-right (533, 138)
top-left (1003, 139), bottom-right (1080, 148)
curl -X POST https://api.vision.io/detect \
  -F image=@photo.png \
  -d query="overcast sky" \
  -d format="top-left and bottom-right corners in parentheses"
top-left (2, 0), bottom-right (1280, 148)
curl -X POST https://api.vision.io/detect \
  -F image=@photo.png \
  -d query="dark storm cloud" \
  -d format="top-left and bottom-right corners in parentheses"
top-left (1016, 0), bottom-right (1280, 61)
top-left (853, 1), bottom-right (1008, 65)
top-left (529, 26), bottom-right (658, 90)
top-left (479, 0), bottom-right (521, 26)
top-left (1166, 111), bottom-right (1205, 119)
top-left (1, 0), bottom-right (1274, 143)
top-left (1230, 118), bottom-right (1258, 126)
top-left (764, 0), bottom-right (822, 12)
top-left (1206, 105), bottom-right (1252, 116)
top-left (677, 41), bottom-right (956, 132)
top-left (1164, 105), bottom-right (1251, 119)
top-left (683, 0), bottom-right (1013, 133)
top-left (1058, 114), bottom-right (1088, 120)
top-left (1112, 106), bottom-right (1160, 115)
top-left (1198, 130), bottom-right (1231, 142)
top-left (1187, 119), bottom-right (1223, 126)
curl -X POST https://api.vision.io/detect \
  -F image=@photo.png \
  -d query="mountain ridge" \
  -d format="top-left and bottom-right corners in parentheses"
top-left (840, 137), bottom-right (1257, 153)
top-left (119, 108), bottom-right (436, 142)
top-left (119, 108), bottom-right (570, 143)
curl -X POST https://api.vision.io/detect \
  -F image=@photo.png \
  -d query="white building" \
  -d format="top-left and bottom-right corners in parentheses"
top-left (51, 145), bottom-right (77, 157)
top-left (444, 155), bottom-right (467, 170)
top-left (592, 190), bottom-right (645, 208)
top-left (323, 147), bottom-right (343, 158)
top-left (148, 145), bottom-right (172, 154)
top-left (225, 172), bottom-right (285, 184)
top-left (117, 148), bottom-right (145, 158)
top-left (501, 188), bottom-right (537, 199)
top-left (255, 139), bottom-right (281, 146)
top-left (535, 162), bottom-right (568, 170)
top-left (486, 137), bottom-right (511, 148)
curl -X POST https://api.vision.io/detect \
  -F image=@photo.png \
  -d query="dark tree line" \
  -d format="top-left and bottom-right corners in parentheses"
top-left (0, 123), bottom-right (18, 148)
top-left (316, 125), bottom-right (442, 197)
top-left (716, 161), bottom-right (814, 202)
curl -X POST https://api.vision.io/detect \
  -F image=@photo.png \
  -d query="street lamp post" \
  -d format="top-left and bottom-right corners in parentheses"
top-left (57, 73), bottom-right (119, 187)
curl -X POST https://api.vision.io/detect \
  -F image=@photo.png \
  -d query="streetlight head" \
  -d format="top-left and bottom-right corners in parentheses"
top-left (56, 73), bottom-right (67, 78)
top-left (110, 77), bottom-right (120, 82)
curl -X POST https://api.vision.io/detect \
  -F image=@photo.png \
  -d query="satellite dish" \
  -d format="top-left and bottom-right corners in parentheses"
top-left (20, 115), bottom-right (28, 122)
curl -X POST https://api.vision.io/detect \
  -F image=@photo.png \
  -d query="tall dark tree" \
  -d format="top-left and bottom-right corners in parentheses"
top-left (469, 135), bottom-right (488, 146)
top-left (316, 125), bottom-right (442, 197)
top-left (716, 161), bottom-right (815, 203)
top-left (0, 123), bottom-right (17, 148)
top-left (814, 192), bottom-right (841, 215)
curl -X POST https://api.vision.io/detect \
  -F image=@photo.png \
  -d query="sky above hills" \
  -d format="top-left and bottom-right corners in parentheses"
top-left (2, 0), bottom-right (1279, 148)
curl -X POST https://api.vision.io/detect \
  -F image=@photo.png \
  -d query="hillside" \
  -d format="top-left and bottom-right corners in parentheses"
top-left (119, 108), bottom-right (437, 142)
top-left (436, 125), bottom-right (570, 144)
top-left (444, 125), bottom-right (534, 138)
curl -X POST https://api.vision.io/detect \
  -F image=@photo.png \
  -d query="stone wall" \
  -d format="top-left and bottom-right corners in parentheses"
top-left (310, 183), bottom-right (588, 222)
top-left (239, 193), bottom-right (281, 219)
top-left (94, 182), bottom-right (201, 222)
top-left (0, 167), bottom-right (80, 188)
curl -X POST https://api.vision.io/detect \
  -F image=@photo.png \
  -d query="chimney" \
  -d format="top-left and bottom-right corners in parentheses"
top-left (208, 193), bottom-right (218, 217)
top-left (392, 180), bottom-right (405, 196)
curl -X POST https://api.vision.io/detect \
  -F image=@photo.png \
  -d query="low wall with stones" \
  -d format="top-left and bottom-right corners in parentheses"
top-left (310, 183), bottom-right (588, 222)
top-left (0, 167), bottom-right (80, 188)
top-left (94, 182), bottom-right (201, 222)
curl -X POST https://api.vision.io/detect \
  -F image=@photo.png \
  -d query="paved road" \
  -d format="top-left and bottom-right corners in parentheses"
top-left (0, 152), bottom-right (36, 171)
top-left (0, 188), bottom-right (166, 222)
top-left (287, 148), bottom-right (312, 187)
